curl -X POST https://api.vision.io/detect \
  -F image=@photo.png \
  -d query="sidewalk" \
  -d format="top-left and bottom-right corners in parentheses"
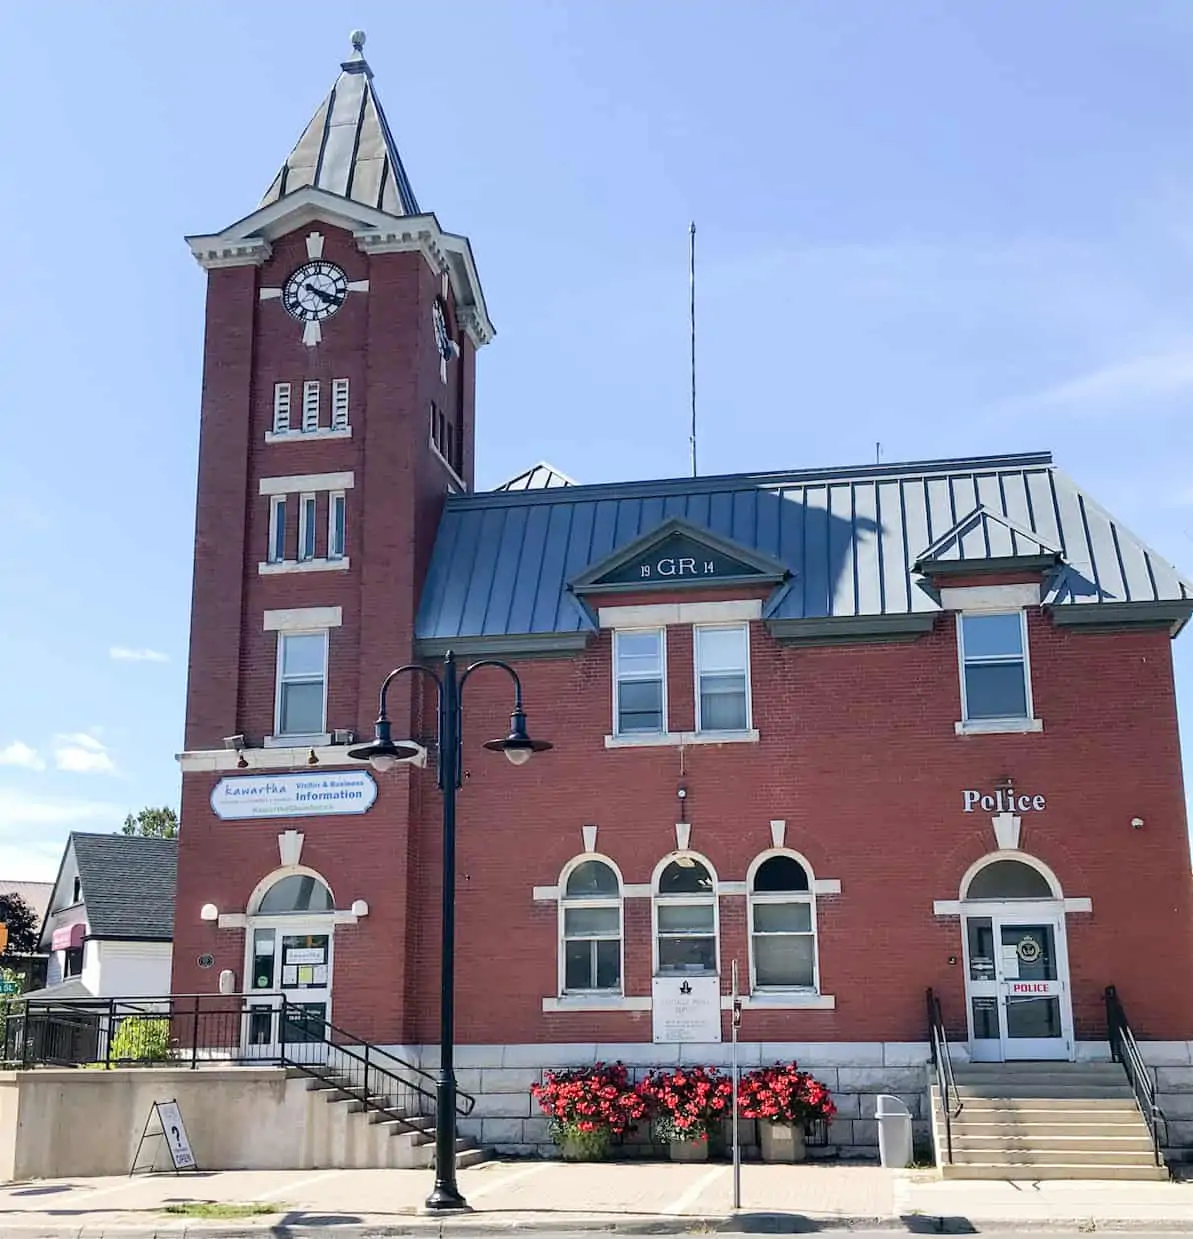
top-left (0, 1160), bottom-right (1190, 1235)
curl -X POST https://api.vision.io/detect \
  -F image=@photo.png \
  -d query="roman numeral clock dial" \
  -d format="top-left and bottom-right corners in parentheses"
top-left (258, 232), bottom-right (370, 346)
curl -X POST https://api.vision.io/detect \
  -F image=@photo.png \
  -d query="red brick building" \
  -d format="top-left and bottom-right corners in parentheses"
top-left (174, 37), bottom-right (1193, 1154)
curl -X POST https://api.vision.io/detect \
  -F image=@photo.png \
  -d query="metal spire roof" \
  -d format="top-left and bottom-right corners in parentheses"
top-left (260, 31), bottom-right (421, 217)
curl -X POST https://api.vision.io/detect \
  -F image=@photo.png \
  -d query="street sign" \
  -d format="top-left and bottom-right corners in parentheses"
top-left (0, 981), bottom-right (20, 995)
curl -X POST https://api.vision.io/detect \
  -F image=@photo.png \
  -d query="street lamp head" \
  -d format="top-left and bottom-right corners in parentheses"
top-left (483, 708), bottom-right (552, 766)
top-left (347, 717), bottom-right (420, 773)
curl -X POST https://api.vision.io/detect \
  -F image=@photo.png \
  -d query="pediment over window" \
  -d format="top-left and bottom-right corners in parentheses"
top-left (914, 506), bottom-right (1063, 578)
top-left (570, 518), bottom-right (790, 595)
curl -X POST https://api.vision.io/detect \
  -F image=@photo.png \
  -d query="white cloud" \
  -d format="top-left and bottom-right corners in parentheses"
top-left (1032, 347), bottom-right (1193, 409)
top-left (53, 733), bottom-right (116, 775)
top-left (0, 742), bottom-right (45, 771)
top-left (109, 646), bottom-right (169, 664)
top-left (0, 788), bottom-right (119, 830)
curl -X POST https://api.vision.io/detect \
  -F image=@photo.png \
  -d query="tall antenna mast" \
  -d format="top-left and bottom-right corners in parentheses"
top-left (689, 221), bottom-right (697, 477)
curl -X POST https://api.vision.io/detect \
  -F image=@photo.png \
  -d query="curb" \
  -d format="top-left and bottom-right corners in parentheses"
top-left (8, 1215), bottom-right (1193, 1237)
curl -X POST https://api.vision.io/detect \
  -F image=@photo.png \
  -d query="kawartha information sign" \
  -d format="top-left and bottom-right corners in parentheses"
top-left (210, 771), bottom-right (377, 820)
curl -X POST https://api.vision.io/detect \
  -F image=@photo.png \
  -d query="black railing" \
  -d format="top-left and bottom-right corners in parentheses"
top-left (1106, 984), bottom-right (1165, 1168)
top-left (1, 994), bottom-right (474, 1132)
top-left (926, 987), bottom-right (961, 1165)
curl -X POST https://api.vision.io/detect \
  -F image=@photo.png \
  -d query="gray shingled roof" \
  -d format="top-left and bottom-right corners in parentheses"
top-left (415, 451), bottom-right (1193, 649)
top-left (71, 834), bottom-right (177, 941)
top-left (260, 33), bottom-right (420, 217)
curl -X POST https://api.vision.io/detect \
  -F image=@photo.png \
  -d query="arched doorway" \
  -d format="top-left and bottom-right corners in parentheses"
top-left (959, 853), bottom-right (1074, 1063)
top-left (244, 869), bottom-right (336, 1062)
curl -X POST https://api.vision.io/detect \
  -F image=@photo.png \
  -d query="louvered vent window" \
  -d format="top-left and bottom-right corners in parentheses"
top-left (331, 379), bottom-right (350, 431)
top-left (302, 381), bottom-right (320, 433)
top-left (272, 383), bottom-right (292, 435)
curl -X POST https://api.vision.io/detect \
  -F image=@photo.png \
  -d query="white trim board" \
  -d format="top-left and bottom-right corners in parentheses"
top-left (259, 472), bottom-right (355, 496)
top-left (599, 600), bottom-right (762, 629)
top-left (259, 558), bottom-right (351, 575)
top-left (176, 742), bottom-right (428, 773)
top-left (264, 607), bottom-right (343, 632)
top-left (941, 583), bottom-right (1042, 611)
top-left (604, 729), bottom-right (759, 749)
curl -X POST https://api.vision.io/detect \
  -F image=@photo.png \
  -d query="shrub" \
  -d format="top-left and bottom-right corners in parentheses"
top-left (738, 1061), bottom-right (836, 1127)
top-left (110, 1016), bottom-right (172, 1064)
top-left (638, 1065), bottom-right (733, 1144)
top-left (530, 1062), bottom-right (647, 1149)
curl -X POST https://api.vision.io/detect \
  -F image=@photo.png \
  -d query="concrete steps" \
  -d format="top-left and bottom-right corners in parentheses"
top-left (931, 1062), bottom-right (1167, 1181)
top-left (288, 1066), bottom-right (491, 1170)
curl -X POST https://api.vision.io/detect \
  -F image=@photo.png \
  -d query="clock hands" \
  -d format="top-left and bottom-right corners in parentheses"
top-left (304, 282), bottom-right (345, 309)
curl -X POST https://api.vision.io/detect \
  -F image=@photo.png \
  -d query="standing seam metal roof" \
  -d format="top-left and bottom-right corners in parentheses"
top-left (415, 451), bottom-right (1193, 641)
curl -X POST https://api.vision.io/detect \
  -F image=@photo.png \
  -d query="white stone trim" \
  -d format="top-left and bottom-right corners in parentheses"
top-left (718, 881), bottom-right (746, 896)
top-left (940, 583), bottom-right (1042, 611)
top-left (542, 996), bottom-right (651, 1013)
top-left (177, 742), bottom-right (427, 772)
top-left (263, 607), bottom-right (343, 632)
top-left (259, 472), bottom-right (355, 496)
top-left (955, 717), bottom-right (1043, 735)
top-left (604, 729), bottom-right (759, 749)
top-left (622, 884), bottom-right (652, 898)
top-left (264, 733), bottom-right (331, 748)
top-left (934, 895), bottom-right (1092, 916)
top-left (721, 993), bottom-right (836, 1011)
top-left (216, 912), bottom-right (248, 929)
top-left (814, 878), bottom-right (842, 895)
top-left (189, 239), bottom-right (272, 269)
top-left (265, 428), bottom-right (352, 445)
top-left (258, 558), bottom-right (351, 575)
top-left (598, 600), bottom-right (762, 629)
top-left (1064, 897), bottom-right (1093, 913)
top-left (959, 849), bottom-right (1064, 901)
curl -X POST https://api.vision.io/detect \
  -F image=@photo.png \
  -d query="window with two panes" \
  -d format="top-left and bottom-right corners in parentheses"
top-left (276, 632), bottom-right (327, 737)
top-left (614, 630), bottom-right (665, 733)
top-left (561, 860), bottom-right (621, 993)
top-left (655, 858), bottom-right (717, 974)
top-left (750, 855), bottom-right (816, 989)
top-left (959, 612), bottom-right (1030, 722)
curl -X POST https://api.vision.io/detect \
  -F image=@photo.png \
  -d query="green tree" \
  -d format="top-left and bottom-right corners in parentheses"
top-left (0, 894), bottom-right (39, 956)
top-left (120, 807), bottom-right (179, 839)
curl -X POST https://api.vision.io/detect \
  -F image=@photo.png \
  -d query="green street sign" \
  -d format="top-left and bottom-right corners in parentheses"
top-left (0, 981), bottom-right (20, 994)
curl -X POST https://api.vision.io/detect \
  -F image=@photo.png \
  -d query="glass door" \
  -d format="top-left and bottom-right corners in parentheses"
top-left (963, 911), bottom-right (1072, 1062)
top-left (244, 923), bottom-right (332, 1064)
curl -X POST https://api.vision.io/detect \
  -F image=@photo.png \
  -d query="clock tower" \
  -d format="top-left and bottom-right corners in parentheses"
top-left (172, 33), bottom-right (493, 1042)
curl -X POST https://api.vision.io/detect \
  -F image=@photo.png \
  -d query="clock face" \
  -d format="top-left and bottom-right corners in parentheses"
top-left (282, 261), bottom-right (349, 323)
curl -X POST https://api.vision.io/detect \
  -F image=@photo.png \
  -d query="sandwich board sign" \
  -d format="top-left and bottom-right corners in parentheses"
top-left (130, 1099), bottom-right (197, 1175)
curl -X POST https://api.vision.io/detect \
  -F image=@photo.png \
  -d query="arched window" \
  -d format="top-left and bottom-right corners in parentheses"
top-left (256, 874), bottom-right (334, 915)
top-left (560, 858), bottom-right (622, 994)
top-left (749, 853), bottom-right (817, 991)
top-left (964, 857), bottom-right (1055, 901)
top-left (654, 855), bottom-right (717, 976)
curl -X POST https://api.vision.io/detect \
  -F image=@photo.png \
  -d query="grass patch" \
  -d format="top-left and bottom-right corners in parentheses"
top-left (161, 1202), bottom-right (281, 1219)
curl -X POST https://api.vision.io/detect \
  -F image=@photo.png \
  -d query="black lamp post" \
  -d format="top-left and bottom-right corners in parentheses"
top-left (348, 650), bottom-right (550, 1211)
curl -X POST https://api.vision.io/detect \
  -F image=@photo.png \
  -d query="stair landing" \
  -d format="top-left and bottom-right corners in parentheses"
top-left (931, 1062), bottom-right (1167, 1181)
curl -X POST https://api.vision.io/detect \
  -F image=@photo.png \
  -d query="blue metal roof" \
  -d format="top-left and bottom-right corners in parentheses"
top-left (415, 451), bottom-right (1193, 646)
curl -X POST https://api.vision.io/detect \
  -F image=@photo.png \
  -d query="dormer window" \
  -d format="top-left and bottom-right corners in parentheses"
top-left (959, 612), bottom-right (1031, 723)
top-left (72, 876), bottom-right (81, 905)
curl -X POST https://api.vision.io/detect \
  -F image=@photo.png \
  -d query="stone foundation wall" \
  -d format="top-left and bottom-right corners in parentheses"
top-left (383, 1041), bottom-right (933, 1158)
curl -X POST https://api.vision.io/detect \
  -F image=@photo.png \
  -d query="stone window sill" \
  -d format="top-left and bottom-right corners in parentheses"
top-left (264, 733), bottom-right (332, 748)
top-left (265, 428), bottom-right (351, 444)
top-left (722, 993), bottom-right (836, 1011)
top-left (259, 558), bottom-right (351, 575)
top-left (542, 995), bottom-right (651, 1013)
top-left (604, 729), bottom-right (760, 749)
top-left (955, 717), bottom-right (1043, 736)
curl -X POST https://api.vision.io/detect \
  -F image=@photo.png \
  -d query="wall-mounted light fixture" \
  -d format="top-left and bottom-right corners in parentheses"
top-left (351, 898), bottom-right (369, 917)
top-left (200, 903), bottom-right (219, 922)
top-left (237, 752), bottom-right (249, 769)
top-left (1131, 817), bottom-right (1145, 830)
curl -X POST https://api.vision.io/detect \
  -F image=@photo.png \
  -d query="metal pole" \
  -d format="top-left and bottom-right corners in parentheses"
top-left (426, 652), bottom-right (467, 1211)
top-left (689, 221), bottom-right (697, 478)
top-left (731, 959), bottom-right (741, 1211)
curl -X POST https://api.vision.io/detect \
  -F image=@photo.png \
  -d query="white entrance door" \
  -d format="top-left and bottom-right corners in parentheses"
top-left (964, 907), bottom-right (1073, 1062)
top-left (243, 921), bottom-right (333, 1064)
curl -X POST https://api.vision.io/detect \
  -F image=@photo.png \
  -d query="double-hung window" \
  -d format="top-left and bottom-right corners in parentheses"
top-left (749, 855), bottom-right (817, 990)
top-left (614, 629), bottom-right (665, 734)
top-left (959, 612), bottom-right (1031, 722)
top-left (298, 494), bottom-right (317, 562)
top-left (695, 624), bottom-right (750, 732)
top-left (654, 857), bottom-right (717, 975)
top-left (328, 493), bottom-right (346, 560)
top-left (560, 860), bottom-right (621, 993)
top-left (268, 496), bottom-right (287, 563)
top-left (275, 632), bottom-right (327, 738)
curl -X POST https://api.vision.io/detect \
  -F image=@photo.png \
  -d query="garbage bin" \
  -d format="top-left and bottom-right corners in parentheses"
top-left (875, 1094), bottom-right (913, 1168)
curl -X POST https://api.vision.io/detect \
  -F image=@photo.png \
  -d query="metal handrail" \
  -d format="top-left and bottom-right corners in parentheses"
top-left (1106, 985), bottom-right (1165, 1168)
top-left (926, 988), bottom-right (961, 1164)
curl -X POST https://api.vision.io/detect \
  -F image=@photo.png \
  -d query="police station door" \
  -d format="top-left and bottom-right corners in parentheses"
top-left (964, 911), bottom-right (1073, 1062)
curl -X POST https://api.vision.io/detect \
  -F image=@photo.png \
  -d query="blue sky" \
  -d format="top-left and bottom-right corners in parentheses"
top-left (3, 1), bottom-right (1193, 878)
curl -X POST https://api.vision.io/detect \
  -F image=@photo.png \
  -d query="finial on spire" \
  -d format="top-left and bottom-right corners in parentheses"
top-left (350, 29), bottom-right (366, 53)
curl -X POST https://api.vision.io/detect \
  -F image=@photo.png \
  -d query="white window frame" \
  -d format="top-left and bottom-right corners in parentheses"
top-left (693, 622), bottom-right (752, 734)
top-left (328, 492), bottom-right (346, 560)
top-left (331, 378), bottom-right (350, 431)
top-left (746, 849), bottom-right (819, 994)
top-left (558, 855), bottom-right (624, 996)
top-left (651, 852), bottom-right (719, 978)
top-left (268, 495), bottom-right (287, 563)
top-left (273, 630), bottom-right (329, 740)
top-left (612, 627), bottom-right (667, 736)
top-left (957, 610), bottom-right (1034, 725)
top-left (298, 493), bottom-right (317, 562)
top-left (302, 381), bottom-right (320, 433)
top-left (272, 382), bottom-right (292, 435)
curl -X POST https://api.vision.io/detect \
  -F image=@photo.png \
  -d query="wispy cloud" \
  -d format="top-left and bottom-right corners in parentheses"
top-left (53, 733), bottom-right (116, 775)
top-left (109, 646), bottom-right (169, 663)
top-left (0, 787), bottom-right (120, 830)
top-left (1031, 346), bottom-right (1193, 410)
top-left (0, 742), bottom-right (45, 771)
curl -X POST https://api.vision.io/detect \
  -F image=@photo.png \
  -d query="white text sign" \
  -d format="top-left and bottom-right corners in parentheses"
top-left (963, 788), bottom-right (1045, 814)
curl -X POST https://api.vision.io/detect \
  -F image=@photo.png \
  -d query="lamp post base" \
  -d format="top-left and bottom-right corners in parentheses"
top-left (424, 1186), bottom-right (471, 1213)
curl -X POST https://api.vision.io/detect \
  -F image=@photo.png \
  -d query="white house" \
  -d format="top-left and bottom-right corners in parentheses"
top-left (32, 834), bottom-right (176, 999)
